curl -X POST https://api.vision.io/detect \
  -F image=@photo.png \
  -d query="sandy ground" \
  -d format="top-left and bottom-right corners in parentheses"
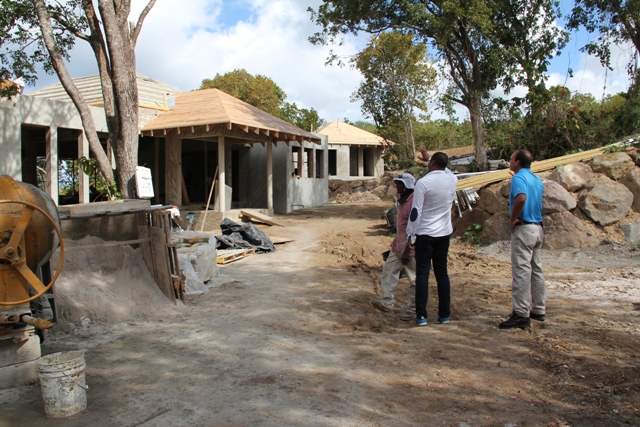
top-left (1, 202), bottom-right (639, 427)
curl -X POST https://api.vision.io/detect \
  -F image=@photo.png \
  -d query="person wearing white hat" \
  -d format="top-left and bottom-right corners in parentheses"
top-left (370, 172), bottom-right (417, 321)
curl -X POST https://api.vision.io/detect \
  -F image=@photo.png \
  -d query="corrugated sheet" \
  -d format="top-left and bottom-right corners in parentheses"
top-left (27, 73), bottom-right (180, 110)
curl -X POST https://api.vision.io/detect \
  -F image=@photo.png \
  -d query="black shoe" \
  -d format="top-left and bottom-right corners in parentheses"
top-left (499, 313), bottom-right (531, 329)
top-left (530, 311), bottom-right (545, 321)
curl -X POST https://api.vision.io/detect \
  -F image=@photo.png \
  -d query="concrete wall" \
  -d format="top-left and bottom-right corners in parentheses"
top-left (0, 95), bottom-right (108, 205)
top-left (0, 95), bottom-right (106, 178)
top-left (249, 135), bottom-right (328, 214)
top-left (329, 144), bottom-right (384, 179)
top-left (288, 136), bottom-right (329, 213)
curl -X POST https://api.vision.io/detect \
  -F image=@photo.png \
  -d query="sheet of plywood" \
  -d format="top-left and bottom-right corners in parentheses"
top-left (58, 199), bottom-right (150, 217)
top-left (268, 236), bottom-right (294, 244)
top-left (240, 210), bottom-right (285, 227)
top-left (150, 227), bottom-right (176, 303)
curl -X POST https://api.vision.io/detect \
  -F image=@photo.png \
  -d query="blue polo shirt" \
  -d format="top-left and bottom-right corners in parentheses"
top-left (510, 168), bottom-right (543, 223)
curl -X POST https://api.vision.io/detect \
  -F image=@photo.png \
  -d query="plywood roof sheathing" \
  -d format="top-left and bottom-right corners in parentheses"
top-left (142, 88), bottom-right (321, 145)
top-left (318, 119), bottom-right (390, 147)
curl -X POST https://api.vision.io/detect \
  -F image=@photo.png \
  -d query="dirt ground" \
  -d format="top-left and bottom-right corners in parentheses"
top-left (1, 202), bottom-right (639, 427)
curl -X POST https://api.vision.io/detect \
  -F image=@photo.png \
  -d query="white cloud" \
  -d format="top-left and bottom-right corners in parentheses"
top-left (548, 42), bottom-right (633, 98)
top-left (26, 1), bottom-right (634, 124)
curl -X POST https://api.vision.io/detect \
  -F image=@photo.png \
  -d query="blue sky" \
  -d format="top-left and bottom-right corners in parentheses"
top-left (27, 0), bottom-right (633, 123)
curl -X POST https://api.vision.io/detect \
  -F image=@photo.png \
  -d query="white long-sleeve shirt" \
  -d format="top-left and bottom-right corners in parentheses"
top-left (406, 168), bottom-right (458, 242)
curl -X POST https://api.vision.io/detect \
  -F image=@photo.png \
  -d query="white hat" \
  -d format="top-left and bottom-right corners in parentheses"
top-left (393, 172), bottom-right (415, 190)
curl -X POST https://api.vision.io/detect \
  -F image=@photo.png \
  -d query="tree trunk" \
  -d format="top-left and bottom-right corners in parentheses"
top-left (31, 0), bottom-right (115, 184)
top-left (468, 95), bottom-right (488, 171)
top-left (98, 0), bottom-right (140, 198)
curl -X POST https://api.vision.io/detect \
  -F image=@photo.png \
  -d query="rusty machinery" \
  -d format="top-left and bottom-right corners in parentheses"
top-left (0, 175), bottom-right (64, 348)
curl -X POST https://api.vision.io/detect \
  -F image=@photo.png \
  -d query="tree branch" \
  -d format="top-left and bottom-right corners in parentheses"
top-left (131, 0), bottom-right (156, 46)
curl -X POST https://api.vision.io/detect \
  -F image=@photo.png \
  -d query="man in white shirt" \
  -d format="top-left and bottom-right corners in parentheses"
top-left (407, 151), bottom-right (458, 326)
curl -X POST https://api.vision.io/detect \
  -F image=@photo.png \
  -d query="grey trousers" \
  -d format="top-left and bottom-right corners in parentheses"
top-left (511, 224), bottom-right (546, 317)
top-left (380, 251), bottom-right (416, 312)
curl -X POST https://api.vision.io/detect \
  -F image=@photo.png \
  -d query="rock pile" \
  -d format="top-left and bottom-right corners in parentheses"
top-left (329, 148), bottom-right (640, 249)
top-left (459, 149), bottom-right (640, 249)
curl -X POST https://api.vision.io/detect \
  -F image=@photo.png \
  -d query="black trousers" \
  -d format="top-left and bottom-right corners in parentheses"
top-left (414, 234), bottom-right (451, 319)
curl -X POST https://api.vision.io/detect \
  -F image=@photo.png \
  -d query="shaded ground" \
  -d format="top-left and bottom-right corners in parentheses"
top-left (1, 202), bottom-right (639, 427)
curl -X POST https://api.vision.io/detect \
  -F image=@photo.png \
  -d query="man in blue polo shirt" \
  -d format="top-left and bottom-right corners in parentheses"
top-left (499, 149), bottom-right (546, 329)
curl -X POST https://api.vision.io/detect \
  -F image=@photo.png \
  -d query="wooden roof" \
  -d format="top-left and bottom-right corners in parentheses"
top-left (317, 120), bottom-right (388, 146)
top-left (140, 88), bottom-right (321, 144)
top-left (27, 73), bottom-right (180, 111)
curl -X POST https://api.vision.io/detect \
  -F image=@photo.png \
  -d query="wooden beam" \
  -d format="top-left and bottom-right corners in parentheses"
top-left (456, 147), bottom-right (608, 191)
top-left (240, 210), bottom-right (285, 227)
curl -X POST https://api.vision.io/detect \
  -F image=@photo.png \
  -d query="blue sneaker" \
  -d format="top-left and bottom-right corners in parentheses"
top-left (437, 317), bottom-right (450, 324)
top-left (416, 316), bottom-right (427, 326)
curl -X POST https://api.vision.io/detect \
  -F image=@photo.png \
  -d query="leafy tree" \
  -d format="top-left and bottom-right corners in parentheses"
top-left (351, 31), bottom-right (437, 164)
top-left (568, 0), bottom-right (640, 78)
top-left (309, 0), bottom-right (567, 171)
top-left (0, 0), bottom-right (157, 198)
top-left (200, 69), bottom-right (286, 118)
top-left (280, 102), bottom-right (327, 131)
top-left (352, 120), bottom-right (377, 133)
top-left (493, 0), bottom-right (568, 114)
top-left (201, 69), bottom-right (327, 130)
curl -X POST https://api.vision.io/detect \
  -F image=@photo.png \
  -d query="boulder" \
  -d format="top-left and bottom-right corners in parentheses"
top-left (542, 180), bottom-right (577, 214)
top-left (479, 211), bottom-right (511, 243)
top-left (542, 211), bottom-right (601, 249)
top-left (352, 186), bottom-right (366, 193)
top-left (386, 185), bottom-right (398, 199)
top-left (500, 180), bottom-right (511, 197)
top-left (628, 150), bottom-right (640, 167)
top-left (618, 220), bottom-right (640, 246)
top-left (591, 152), bottom-right (635, 180)
top-left (333, 183), bottom-right (352, 195)
top-left (452, 208), bottom-right (491, 237)
top-left (380, 175), bottom-right (394, 186)
top-left (620, 167), bottom-right (640, 212)
top-left (364, 179), bottom-right (380, 190)
top-left (578, 176), bottom-right (634, 226)
top-left (371, 185), bottom-right (390, 199)
top-left (548, 162), bottom-right (594, 192)
top-left (477, 183), bottom-right (509, 214)
top-left (349, 180), bottom-right (364, 189)
top-left (328, 179), bottom-right (344, 192)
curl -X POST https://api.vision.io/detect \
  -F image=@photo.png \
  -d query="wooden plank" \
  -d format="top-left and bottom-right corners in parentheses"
top-left (64, 238), bottom-right (151, 252)
top-left (456, 147), bottom-right (607, 190)
top-left (240, 210), bottom-right (285, 227)
top-left (150, 227), bottom-right (176, 303)
top-left (216, 248), bottom-right (256, 264)
top-left (268, 236), bottom-right (294, 244)
top-left (57, 199), bottom-right (150, 217)
top-left (137, 226), bottom-right (153, 282)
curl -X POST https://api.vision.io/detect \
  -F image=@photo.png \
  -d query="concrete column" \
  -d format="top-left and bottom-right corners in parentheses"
top-left (267, 142), bottom-right (273, 211)
top-left (78, 132), bottom-right (90, 203)
top-left (154, 138), bottom-right (160, 205)
top-left (45, 126), bottom-right (58, 205)
top-left (358, 147), bottom-right (364, 177)
top-left (218, 136), bottom-right (225, 212)
top-left (165, 133), bottom-right (181, 206)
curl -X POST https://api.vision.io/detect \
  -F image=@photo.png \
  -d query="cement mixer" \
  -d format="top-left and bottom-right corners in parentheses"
top-left (0, 175), bottom-right (64, 387)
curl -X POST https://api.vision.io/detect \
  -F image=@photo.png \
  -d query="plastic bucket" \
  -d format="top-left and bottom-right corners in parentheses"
top-left (38, 351), bottom-right (87, 417)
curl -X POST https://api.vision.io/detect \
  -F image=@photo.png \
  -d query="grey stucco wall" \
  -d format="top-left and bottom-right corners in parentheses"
top-left (249, 136), bottom-right (328, 214)
top-left (329, 145), bottom-right (385, 179)
top-left (0, 95), bottom-right (108, 179)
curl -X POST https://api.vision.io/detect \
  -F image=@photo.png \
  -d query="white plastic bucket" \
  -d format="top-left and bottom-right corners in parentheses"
top-left (38, 351), bottom-right (87, 417)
